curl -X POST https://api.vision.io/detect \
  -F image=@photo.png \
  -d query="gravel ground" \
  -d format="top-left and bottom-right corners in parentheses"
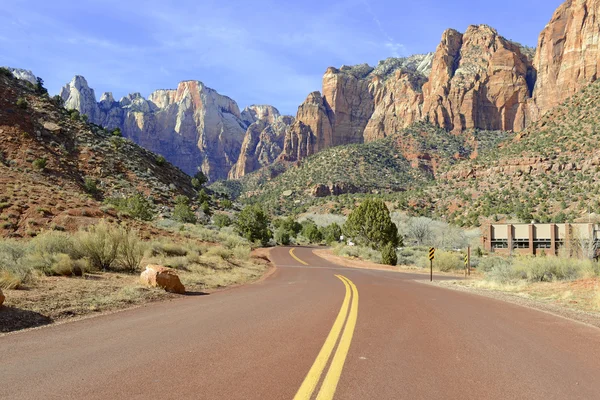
top-left (422, 279), bottom-right (600, 329)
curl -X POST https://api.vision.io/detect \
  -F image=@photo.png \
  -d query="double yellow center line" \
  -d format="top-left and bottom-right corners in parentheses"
top-left (293, 275), bottom-right (359, 400)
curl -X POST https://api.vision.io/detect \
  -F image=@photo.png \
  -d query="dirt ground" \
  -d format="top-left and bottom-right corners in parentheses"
top-left (0, 252), bottom-right (271, 334)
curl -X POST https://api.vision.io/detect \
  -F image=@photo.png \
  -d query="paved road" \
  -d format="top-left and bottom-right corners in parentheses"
top-left (2, 247), bottom-right (600, 399)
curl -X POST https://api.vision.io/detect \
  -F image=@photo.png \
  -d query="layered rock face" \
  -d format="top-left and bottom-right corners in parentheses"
top-left (533, 0), bottom-right (600, 115)
top-left (228, 106), bottom-right (293, 179)
top-left (60, 78), bottom-right (272, 181)
top-left (280, 92), bottom-right (334, 161)
top-left (281, 24), bottom-right (537, 162)
top-left (422, 25), bottom-right (534, 133)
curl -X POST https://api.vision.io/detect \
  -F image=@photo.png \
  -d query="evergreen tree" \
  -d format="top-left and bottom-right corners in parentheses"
top-left (234, 205), bottom-right (272, 246)
top-left (343, 198), bottom-right (399, 249)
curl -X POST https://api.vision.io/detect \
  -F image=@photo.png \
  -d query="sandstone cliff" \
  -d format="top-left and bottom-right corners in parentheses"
top-left (421, 25), bottom-right (534, 133)
top-left (532, 0), bottom-right (600, 116)
top-left (59, 78), bottom-right (283, 181)
top-left (228, 106), bottom-right (293, 179)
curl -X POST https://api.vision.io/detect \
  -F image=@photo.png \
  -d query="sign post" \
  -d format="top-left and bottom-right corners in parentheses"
top-left (429, 247), bottom-right (435, 282)
top-left (464, 253), bottom-right (468, 277)
top-left (467, 246), bottom-right (471, 276)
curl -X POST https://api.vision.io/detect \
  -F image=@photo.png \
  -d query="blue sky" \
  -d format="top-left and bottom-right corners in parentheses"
top-left (0, 0), bottom-right (564, 115)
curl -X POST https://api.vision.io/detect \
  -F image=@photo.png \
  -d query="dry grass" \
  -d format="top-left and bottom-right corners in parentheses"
top-left (454, 277), bottom-right (600, 313)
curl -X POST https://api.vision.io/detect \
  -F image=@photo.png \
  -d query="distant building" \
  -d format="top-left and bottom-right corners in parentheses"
top-left (483, 223), bottom-right (600, 256)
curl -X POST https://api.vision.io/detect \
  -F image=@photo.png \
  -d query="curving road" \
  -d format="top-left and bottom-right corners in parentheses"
top-left (1, 246), bottom-right (600, 399)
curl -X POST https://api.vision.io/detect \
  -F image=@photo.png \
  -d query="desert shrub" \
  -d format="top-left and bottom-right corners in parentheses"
top-left (418, 250), bottom-right (462, 272)
top-left (381, 243), bottom-right (397, 266)
top-left (16, 97), bottom-right (28, 109)
top-left (27, 231), bottom-right (76, 275)
top-left (118, 227), bottom-right (146, 272)
top-left (111, 128), bottom-right (122, 137)
top-left (512, 256), bottom-right (594, 282)
top-left (0, 239), bottom-right (32, 288)
top-left (75, 220), bottom-right (122, 271)
top-left (32, 158), bottom-right (47, 171)
top-left (84, 177), bottom-right (99, 196)
top-left (213, 214), bottom-right (232, 228)
top-left (106, 194), bottom-right (154, 221)
top-left (156, 155), bottom-right (166, 166)
top-left (173, 196), bottom-right (196, 224)
top-left (50, 254), bottom-right (87, 276)
top-left (485, 258), bottom-right (517, 283)
top-left (274, 228), bottom-right (291, 245)
top-left (0, 67), bottom-right (12, 77)
top-left (193, 171), bottom-right (208, 188)
top-left (479, 256), bottom-right (509, 273)
top-left (234, 204), bottom-right (272, 246)
top-left (205, 246), bottom-right (234, 261)
top-left (334, 244), bottom-right (382, 264)
top-left (149, 241), bottom-right (188, 257)
top-left (221, 199), bottom-right (233, 209)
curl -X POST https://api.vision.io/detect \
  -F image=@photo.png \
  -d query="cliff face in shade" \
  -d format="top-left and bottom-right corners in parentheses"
top-left (421, 25), bottom-right (534, 133)
top-left (532, 0), bottom-right (600, 116)
top-left (228, 106), bottom-right (293, 179)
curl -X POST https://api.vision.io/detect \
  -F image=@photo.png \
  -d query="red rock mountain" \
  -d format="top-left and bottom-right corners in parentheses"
top-left (54, 0), bottom-right (600, 178)
top-left (532, 0), bottom-right (600, 115)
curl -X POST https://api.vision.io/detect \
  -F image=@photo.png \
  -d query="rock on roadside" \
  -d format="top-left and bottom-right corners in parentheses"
top-left (140, 265), bottom-right (186, 294)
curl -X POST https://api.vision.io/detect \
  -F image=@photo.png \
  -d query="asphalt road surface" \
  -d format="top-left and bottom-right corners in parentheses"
top-left (2, 246), bottom-right (600, 399)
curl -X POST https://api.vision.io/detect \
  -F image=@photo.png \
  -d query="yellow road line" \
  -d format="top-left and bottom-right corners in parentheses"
top-left (293, 276), bottom-right (351, 400)
top-left (316, 275), bottom-right (359, 400)
top-left (290, 248), bottom-right (309, 266)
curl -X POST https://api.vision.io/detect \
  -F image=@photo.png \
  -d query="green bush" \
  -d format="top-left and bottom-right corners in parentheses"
top-left (156, 155), bottom-right (166, 166)
top-left (118, 226), bottom-right (146, 272)
top-left (512, 256), bottom-right (594, 282)
top-left (173, 196), bottom-right (196, 224)
top-left (213, 214), bottom-right (232, 228)
top-left (84, 177), bottom-right (99, 195)
top-left (274, 228), bottom-right (291, 245)
top-left (75, 220), bottom-right (122, 271)
top-left (322, 223), bottom-right (342, 244)
top-left (485, 258), bottom-right (518, 283)
top-left (221, 199), bottom-right (234, 209)
top-left (106, 194), bottom-right (154, 221)
top-left (193, 171), bottom-right (208, 188)
top-left (301, 220), bottom-right (322, 244)
top-left (234, 205), bottom-right (272, 246)
top-left (381, 243), bottom-right (397, 266)
top-left (334, 244), bottom-right (381, 264)
top-left (273, 217), bottom-right (302, 236)
top-left (111, 128), bottom-right (122, 137)
top-left (16, 97), bottom-right (28, 109)
top-left (32, 158), bottom-right (47, 171)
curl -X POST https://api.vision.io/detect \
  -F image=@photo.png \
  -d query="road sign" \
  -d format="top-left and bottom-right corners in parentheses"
top-left (464, 254), bottom-right (468, 266)
top-left (429, 248), bottom-right (435, 282)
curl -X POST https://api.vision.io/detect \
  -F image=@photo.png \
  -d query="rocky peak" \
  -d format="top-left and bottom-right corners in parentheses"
top-left (60, 75), bottom-right (100, 122)
top-left (422, 25), bottom-right (533, 132)
top-left (241, 105), bottom-right (281, 126)
top-left (4, 67), bottom-right (37, 84)
top-left (532, 0), bottom-right (600, 116)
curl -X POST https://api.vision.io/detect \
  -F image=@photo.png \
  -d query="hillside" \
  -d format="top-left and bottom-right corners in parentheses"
top-left (0, 68), bottom-right (194, 238)
top-left (214, 122), bottom-right (511, 215)
top-left (430, 79), bottom-right (600, 226)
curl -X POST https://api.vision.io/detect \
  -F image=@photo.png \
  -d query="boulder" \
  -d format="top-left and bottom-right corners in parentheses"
top-left (0, 288), bottom-right (4, 307)
top-left (140, 265), bottom-right (185, 294)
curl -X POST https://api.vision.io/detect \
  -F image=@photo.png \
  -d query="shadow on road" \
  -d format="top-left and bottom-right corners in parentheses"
top-left (0, 306), bottom-right (53, 333)
top-left (184, 291), bottom-right (210, 297)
